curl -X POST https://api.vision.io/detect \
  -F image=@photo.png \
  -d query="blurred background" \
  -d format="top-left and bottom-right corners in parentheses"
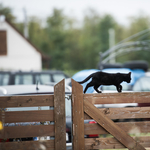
top-left (0, 0), bottom-right (150, 76)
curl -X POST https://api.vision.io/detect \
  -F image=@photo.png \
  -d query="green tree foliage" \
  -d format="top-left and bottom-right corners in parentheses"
top-left (117, 13), bottom-right (150, 64)
top-left (0, 3), bottom-right (16, 23)
top-left (98, 14), bottom-right (116, 52)
top-left (46, 9), bottom-right (75, 69)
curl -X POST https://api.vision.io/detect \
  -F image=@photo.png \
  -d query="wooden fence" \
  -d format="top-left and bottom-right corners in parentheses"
top-left (0, 79), bottom-right (66, 150)
top-left (1, 79), bottom-right (150, 150)
top-left (71, 79), bottom-right (150, 150)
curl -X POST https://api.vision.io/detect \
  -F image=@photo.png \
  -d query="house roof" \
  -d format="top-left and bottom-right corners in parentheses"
top-left (5, 19), bottom-right (50, 60)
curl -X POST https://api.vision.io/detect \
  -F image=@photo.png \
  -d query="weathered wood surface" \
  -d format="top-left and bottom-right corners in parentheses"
top-left (0, 95), bottom-right (54, 107)
top-left (0, 140), bottom-right (54, 150)
top-left (84, 107), bottom-right (150, 120)
top-left (0, 110), bottom-right (54, 123)
top-left (72, 79), bottom-right (85, 150)
top-left (85, 121), bottom-right (150, 135)
top-left (85, 136), bottom-right (150, 149)
top-left (54, 79), bottom-right (66, 150)
top-left (84, 99), bottom-right (146, 150)
top-left (0, 125), bottom-right (54, 138)
top-left (84, 92), bottom-right (150, 104)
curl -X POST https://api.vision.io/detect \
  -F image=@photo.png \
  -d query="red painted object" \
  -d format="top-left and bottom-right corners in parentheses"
top-left (0, 139), bottom-right (9, 142)
top-left (88, 121), bottom-right (99, 138)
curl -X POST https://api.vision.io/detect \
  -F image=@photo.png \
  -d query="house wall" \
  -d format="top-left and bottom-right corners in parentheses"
top-left (0, 20), bottom-right (42, 71)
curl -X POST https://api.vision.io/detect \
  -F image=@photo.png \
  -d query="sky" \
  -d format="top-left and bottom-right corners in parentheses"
top-left (1, 0), bottom-right (150, 26)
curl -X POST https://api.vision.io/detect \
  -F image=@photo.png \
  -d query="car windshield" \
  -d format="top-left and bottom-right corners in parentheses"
top-left (0, 73), bottom-right (10, 85)
top-left (15, 74), bottom-right (33, 85)
top-left (53, 74), bottom-right (67, 82)
top-left (35, 74), bottom-right (52, 84)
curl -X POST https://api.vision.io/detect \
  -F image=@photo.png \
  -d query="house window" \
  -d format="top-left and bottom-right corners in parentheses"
top-left (0, 30), bottom-right (7, 55)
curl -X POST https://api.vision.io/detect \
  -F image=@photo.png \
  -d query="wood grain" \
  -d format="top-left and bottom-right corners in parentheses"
top-left (0, 95), bottom-right (54, 108)
top-left (84, 92), bottom-right (150, 104)
top-left (72, 79), bottom-right (85, 150)
top-left (0, 110), bottom-right (54, 123)
top-left (84, 99), bottom-right (146, 150)
top-left (85, 121), bottom-right (150, 135)
top-left (0, 125), bottom-right (54, 138)
top-left (85, 136), bottom-right (150, 149)
top-left (54, 79), bottom-right (66, 150)
top-left (84, 107), bottom-right (150, 120)
top-left (0, 140), bottom-right (54, 150)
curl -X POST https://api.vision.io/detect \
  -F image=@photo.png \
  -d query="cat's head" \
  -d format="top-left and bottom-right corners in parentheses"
top-left (126, 72), bottom-right (131, 83)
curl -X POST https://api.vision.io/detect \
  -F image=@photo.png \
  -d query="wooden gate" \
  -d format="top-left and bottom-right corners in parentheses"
top-left (72, 79), bottom-right (150, 150)
top-left (0, 80), bottom-right (66, 150)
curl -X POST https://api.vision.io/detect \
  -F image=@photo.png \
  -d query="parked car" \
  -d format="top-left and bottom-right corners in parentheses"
top-left (133, 76), bottom-right (150, 92)
top-left (0, 70), bottom-right (69, 86)
top-left (0, 84), bottom-right (72, 145)
top-left (133, 76), bottom-right (150, 108)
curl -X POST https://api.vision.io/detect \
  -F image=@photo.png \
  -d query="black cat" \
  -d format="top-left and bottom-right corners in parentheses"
top-left (78, 71), bottom-right (131, 93)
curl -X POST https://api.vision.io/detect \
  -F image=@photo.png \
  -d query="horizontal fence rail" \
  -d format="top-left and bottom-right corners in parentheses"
top-left (84, 107), bottom-right (150, 120)
top-left (0, 95), bottom-right (54, 107)
top-left (0, 110), bottom-right (54, 123)
top-left (84, 121), bottom-right (150, 135)
top-left (84, 92), bottom-right (150, 104)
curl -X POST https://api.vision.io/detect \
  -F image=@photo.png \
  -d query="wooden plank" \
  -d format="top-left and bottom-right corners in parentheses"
top-left (54, 79), bottom-right (66, 150)
top-left (85, 121), bottom-right (150, 135)
top-left (84, 92), bottom-right (150, 104)
top-left (72, 79), bottom-right (85, 150)
top-left (84, 99), bottom-right (146, 150)
top-left (0, 140), bottom-right (54, 150)
top-left (0, 95), bottom-right (54, 108)
top-left (0, 110), bottom-right (54, 123)
top-left (0, 125), bottom-right (54, 138)
top-left (84, 107), bottom-right (150, 120)
top-left (85, 136), bottom-right (150, 149)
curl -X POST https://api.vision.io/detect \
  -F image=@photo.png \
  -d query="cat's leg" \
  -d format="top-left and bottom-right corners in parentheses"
top-left (119, 85), bottom-right (122, 92)
top-left (116, 85), bottom-right (122, 92)
top-left (84, 82), bottom-right (94, 93)
top-left (94, 85), bottom-right (101, 93)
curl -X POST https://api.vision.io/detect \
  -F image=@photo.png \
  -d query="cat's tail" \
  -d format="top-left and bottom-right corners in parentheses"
top-left (78, 73), bottom-right (94, 84)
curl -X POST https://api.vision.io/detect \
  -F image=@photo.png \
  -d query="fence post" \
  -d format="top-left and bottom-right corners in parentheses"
top-left (54, 79), bottom-right (66, 150)
top-left (71, 79), bottom-right (85, 150)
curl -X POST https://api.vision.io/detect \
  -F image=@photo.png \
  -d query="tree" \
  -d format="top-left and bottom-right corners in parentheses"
top-left (0, 3), bottom-right (16, 23)
top-left (46, 8), bottom-right (74, 69)
top-left (98, 14), bottom-right (117, 52)
top-left (117, 13), bottom-right (150, 64)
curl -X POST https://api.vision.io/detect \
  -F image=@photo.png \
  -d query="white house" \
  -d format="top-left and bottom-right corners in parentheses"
top-left (0, 16), bottom-right (42, 71)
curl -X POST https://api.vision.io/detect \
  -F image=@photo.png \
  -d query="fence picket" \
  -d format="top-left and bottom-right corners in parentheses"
top-left (54, 79), bottom-right (66, 150)
top-left (72, 79), bottom-right (85, 150)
